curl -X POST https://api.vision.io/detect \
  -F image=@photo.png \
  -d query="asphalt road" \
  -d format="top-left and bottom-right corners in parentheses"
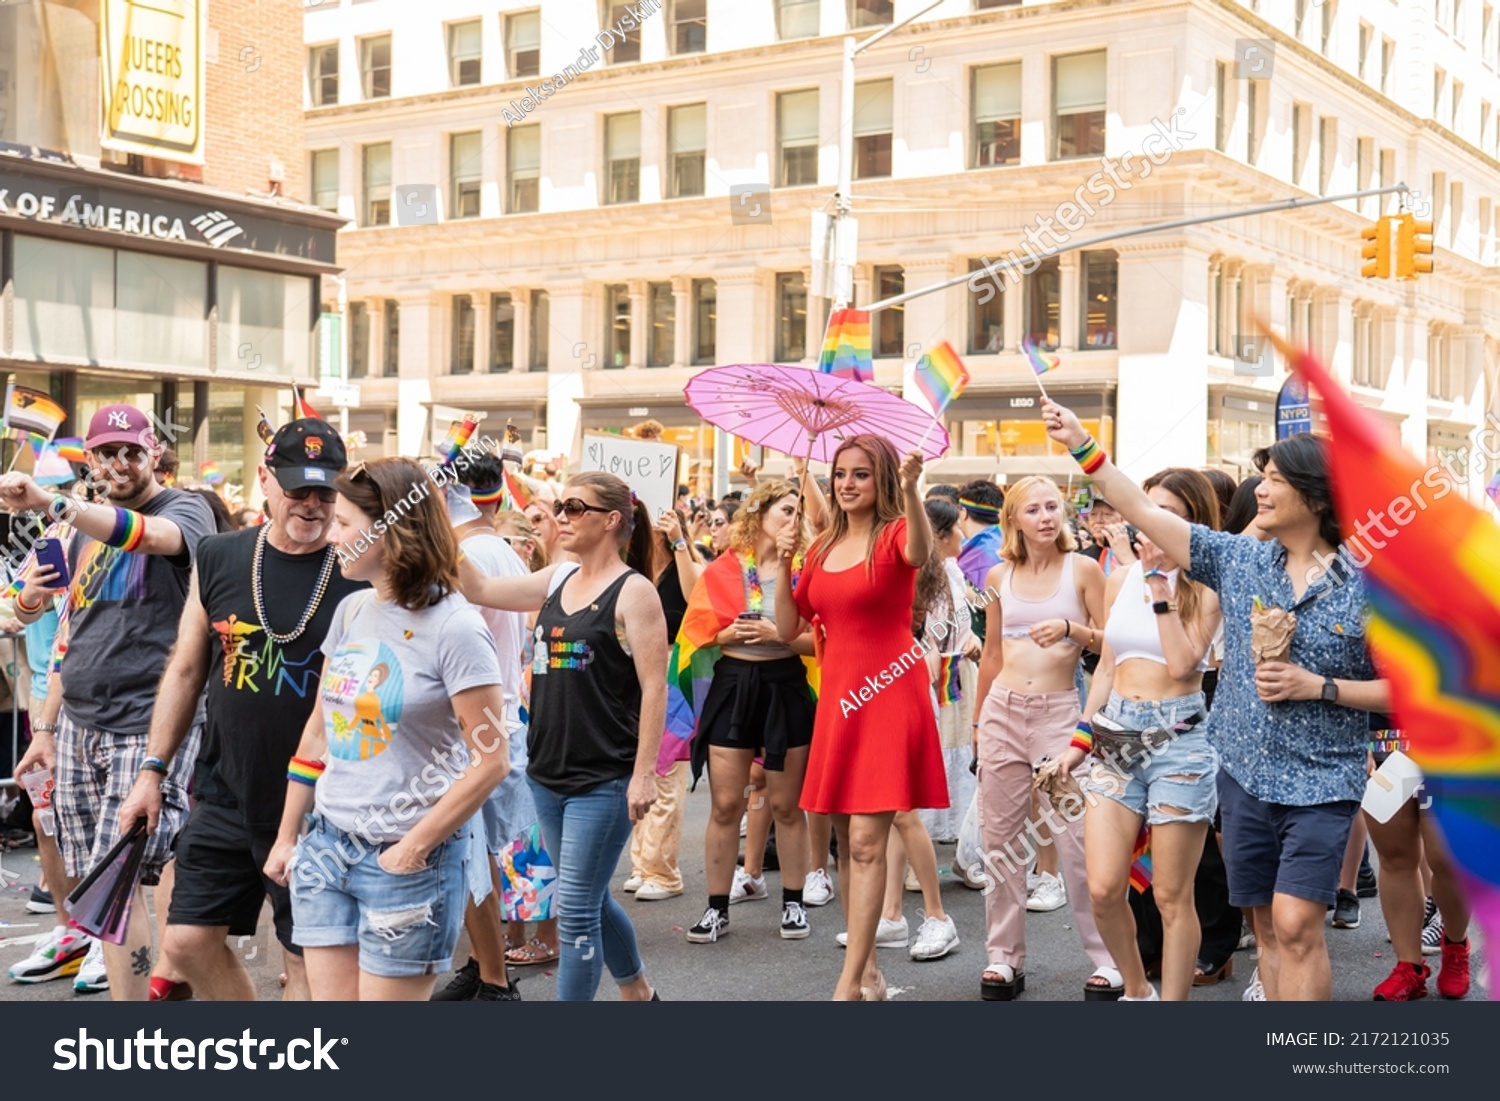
top-left (0, 784), bottom-right (1487, 1003)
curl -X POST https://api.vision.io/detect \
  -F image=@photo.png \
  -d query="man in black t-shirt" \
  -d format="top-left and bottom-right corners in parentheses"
top-left (121, 420), bottom-right (365, 1000)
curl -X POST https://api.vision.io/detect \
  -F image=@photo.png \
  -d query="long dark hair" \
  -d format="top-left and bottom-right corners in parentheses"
top-left (1224, 475), bottom-right (1262, 536)
top-left (1253, 436), bottom-right (1341, 546)
top-left (914, 498), bottom-right (960, 635)
top-left (1140, 468), bottom-right (1218, 629)
top-left (564, 471), bottom-right (654, 576)
top-left (809, 434), bottom-right (903, 575)
top-left (1199, 469), bottom-right (1237, 531)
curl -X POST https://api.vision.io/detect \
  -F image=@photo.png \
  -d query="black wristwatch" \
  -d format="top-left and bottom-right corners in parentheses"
top-left (1151, 600), bottom-right (1176, 615)
top-left (1321, 676), bottom-right (1339, 702)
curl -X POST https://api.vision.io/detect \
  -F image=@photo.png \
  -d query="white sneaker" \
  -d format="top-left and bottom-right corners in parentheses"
top-left (903, 865), bottom-right (921, 893)
top-left (7, 925), bottom-right (91, 984)
top-left (74, 938), bottom-right (109, 994)
top-left (728, 866), bottom-right (767, 904)
top-left (1242, 966), bottom-right (1266, 1002)
top-left (1026, 871), bottom-right (1067, 912)
top-left (634, 881), bottom-right (682, 901)
top-left (803, 867), bottom-right (836, 906)
top-left (909, 914), bottom-right (960, 960)
top-left (1026, 871), bottom-right (1043, 895)
top-left (622, 874), bottom-right (643, 892)
top-left (836, 915), bottom-right (909, 949)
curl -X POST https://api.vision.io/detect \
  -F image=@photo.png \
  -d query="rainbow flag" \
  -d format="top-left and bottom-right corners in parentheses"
top-left (957, 525), bottom-right (1004, 590)
top-left (935, 653), bottom-right (963, 706)
top-left (913, 342), bottom-right (970, 416)
top-left (200, 462), bottom-right (225, 486)
top-left (1129, 828), bottom-right (1153, 893)
top-left (5, 384), bottom-right (65, 438)
top-left (817, 309), bottom-right (873, 383)
top-left (503, 467), bottom-right (532, 511)
top-left (1022, 336), bottom-right (1060, 376)
top-left (1264, 326), bottom-right (1500, 987)
top-left (661, 550), bottom-right (819, 779)
top-left (437, 414), bottom-right (481, 463)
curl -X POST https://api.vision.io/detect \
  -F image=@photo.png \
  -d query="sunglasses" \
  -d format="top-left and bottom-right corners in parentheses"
top-left (708, 518), bottom-right (729, 529)
top-left (284, 485), bottom-right (337, 503)
top-left (93, 444), bottom-right (149, 466)
top-left (552, 497), bottom-right (613, 519)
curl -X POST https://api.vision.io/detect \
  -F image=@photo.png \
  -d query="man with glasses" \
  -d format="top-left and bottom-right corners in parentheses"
top-left (3, 404), bottom-right (216, 1001)
top-left (118, 419), bottom-right (366, 1000)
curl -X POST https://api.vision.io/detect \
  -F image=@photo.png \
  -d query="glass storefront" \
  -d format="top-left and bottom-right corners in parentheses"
top-left (950, 392), bottom-right (1114, 460)
top-left (1206, 393), bottom-right (1275, 480)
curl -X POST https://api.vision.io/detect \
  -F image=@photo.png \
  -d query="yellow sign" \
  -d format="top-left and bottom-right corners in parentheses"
top-left (101, 0), bottom-right (205, 164)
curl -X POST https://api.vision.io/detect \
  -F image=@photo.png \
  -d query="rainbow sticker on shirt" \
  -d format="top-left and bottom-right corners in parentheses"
top-left (324, 641), bottom-right (406, 760)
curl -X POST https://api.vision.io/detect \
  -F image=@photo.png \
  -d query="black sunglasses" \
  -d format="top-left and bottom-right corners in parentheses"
top-left (284, 485), bottom-right (337, 503)
top-left (553, 497), bottom-right (612, 519)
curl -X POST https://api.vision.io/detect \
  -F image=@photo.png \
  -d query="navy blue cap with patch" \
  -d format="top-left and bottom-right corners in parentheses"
top-left (265, 418), bottom-right (347, 491)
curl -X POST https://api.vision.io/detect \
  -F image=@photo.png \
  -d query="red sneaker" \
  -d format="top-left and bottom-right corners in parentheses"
top-left (1436, 937), bottom-right (1470, 999)
top-left (1373, 961), bottom-right (1429, 1001)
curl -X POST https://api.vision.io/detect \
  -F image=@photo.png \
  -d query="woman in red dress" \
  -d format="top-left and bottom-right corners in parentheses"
top-left (773, 434), bottom-right (946, 1000)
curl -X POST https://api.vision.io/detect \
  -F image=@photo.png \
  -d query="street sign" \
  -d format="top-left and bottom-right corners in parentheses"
top-left (316, 380), bottom-right (361, 408)
top-left (1276, 376), bottom-right (1311, 439)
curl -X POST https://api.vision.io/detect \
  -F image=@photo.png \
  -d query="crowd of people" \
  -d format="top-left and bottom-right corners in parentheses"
top-left (0, 398), bottom-right (1476, 1003)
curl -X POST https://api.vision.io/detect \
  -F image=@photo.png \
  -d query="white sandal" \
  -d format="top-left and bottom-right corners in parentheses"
top-left (1084, 965), bottom-right (1124, 1001)
top-left (1121, 984), bottom-right (1160, 1001)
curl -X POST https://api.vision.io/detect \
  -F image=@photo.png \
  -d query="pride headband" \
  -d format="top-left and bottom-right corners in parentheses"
top-left (959, 497), bottom-right (1001, 520)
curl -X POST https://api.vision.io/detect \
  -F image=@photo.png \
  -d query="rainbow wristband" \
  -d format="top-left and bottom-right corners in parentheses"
top-left (1070, 720), bottom-right (1095, 755)
top-left (1069, 437), bottom-right (1107, 475)
top-left (104, 508), bottom-right (147, 552)
top-left (288, 757), bottom-right (326, 787)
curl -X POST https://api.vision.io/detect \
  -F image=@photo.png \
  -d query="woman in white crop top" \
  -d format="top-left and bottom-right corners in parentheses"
top-left (1056, 468), bottom-right (1223, 1002)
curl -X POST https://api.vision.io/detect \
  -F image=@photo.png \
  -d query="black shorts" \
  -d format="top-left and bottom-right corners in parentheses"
top-left (169, 800), bottom-right (301, 955)
top-left (697, 655), bottom-right (815, 778)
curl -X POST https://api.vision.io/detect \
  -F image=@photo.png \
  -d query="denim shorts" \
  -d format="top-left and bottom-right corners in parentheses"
top-left (289, 815), bottom-right (469, 978)
top-left (1084, 691), bottom-right (1219, 827)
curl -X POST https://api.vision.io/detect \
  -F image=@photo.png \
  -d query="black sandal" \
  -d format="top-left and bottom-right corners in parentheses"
top-left (981, 965), bottom-right (1025, 1001)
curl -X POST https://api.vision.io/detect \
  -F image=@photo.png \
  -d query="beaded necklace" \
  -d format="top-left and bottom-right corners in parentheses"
top-left (251, 524), bottom-right (337, 645)
top-left (741, 547), bottom-right (801, 613)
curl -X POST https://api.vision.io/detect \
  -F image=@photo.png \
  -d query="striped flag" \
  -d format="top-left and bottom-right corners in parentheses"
top-left (817, 309), bottom-right (873, 383)
top-left (912, 342), bottom-right (971, 416)
top-left (1022, 336), bottom-right (1060, 376)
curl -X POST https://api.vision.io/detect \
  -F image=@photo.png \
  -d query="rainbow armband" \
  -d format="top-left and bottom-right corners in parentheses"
top-left (1069, 437), bottom-right (1107, 475)
top-left (104, 508), bottom-right (147, 552)
top-left (288, 756), bottom-right (326, 787)
top-left (1070, 720), bottom-right (1095, 755)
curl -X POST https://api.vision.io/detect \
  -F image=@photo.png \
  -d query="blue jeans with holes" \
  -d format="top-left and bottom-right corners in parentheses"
top-left (527, 775), bottom-right (645, 1001)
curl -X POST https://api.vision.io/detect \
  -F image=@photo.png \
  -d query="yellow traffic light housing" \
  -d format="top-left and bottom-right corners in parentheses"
top-left (1361, 218), bottom-right (1391, 279)
top-left (1396, 213), bottom-right (1435, 280)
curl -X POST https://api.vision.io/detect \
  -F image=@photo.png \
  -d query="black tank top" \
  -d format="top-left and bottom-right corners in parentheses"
top-left (527, 569), bottom-right (642, 794)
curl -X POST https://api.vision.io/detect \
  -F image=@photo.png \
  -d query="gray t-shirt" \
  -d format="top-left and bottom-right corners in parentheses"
top-left (316, 590), bottom-right (501, 842)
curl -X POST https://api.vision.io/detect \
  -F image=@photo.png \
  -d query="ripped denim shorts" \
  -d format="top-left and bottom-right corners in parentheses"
top-left (290, 814), bottom-right (469, 978)
top-left (1083, 691), bottom-right (1220, 827)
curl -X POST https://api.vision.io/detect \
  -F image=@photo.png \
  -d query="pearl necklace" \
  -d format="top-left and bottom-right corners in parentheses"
top-left (251, 524), bottom-right (337, 645)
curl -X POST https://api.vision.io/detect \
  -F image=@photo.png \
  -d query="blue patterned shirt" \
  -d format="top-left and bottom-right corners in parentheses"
top-left (1188, 526), bottom-right (1378, 806)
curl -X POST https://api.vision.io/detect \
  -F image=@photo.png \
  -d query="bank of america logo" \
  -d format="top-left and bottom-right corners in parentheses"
top-left (191, 211), bottom-right (245, 247)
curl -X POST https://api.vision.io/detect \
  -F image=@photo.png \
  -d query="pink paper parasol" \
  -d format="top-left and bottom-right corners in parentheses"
top-left (685, 364), bottom-right (949, 463)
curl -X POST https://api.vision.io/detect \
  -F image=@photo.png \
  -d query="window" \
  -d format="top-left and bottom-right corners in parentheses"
top-left (1381, 39), bottom-right (1395, 94)
top-left (1487, 4), bottom-right (1496, 65)
top-left (1452, 79), bottom-right (1464, 132)
top-left (1246, 80), bottom-right (1260, 165)
top-left (362, 142), bottom-right (391, 226)
top-left (969, 260), bottom-right (1003, 354)
top-left (605, 113), bottom-right (641, 204)
top-left (491, 293), bottom-right (515, 373)
top-left (669, 104), bottom-right (706, 198)
top-left (349, 302), bottom-right (369, 378)
top-left (311, 149), bottom-right (339, 211)
top-left (1450, 179), bottom-right (1463, 246)
top-left (605, 284), bottom-right (631, 367)
top-left (648, 282), bottom-right (675, 366)
top-left (1215, 61), bottom-right (1229, 153)
top-left (1435, 66), bottom-right (1446, 116)
top-left (508, 124), bottom-right (540, 213)
top-left (1483, 102), bottom-right (1493, 151)
top-left (604, 4), bottom-right (641, 63)
top-left (973, 63), bottom-right (1022, 167)
top-left (848, 0), bottom-right (893, 28)
top-left (451, 296), bottom-right (475, 374)
top-left (1358, 22), bottom-right (1372, 79)
top-left (1355, 137), bottom-right (1372, 214)
top-left (1428, 328), bottom-right (1450, 399)
top-left (1318, 116), bottom-right (1336, 194)
top-left (360, 35), bottom-right (391, 99)
top-left (506, 11), bottom-right (541, 79)
top-left (692, 279), bottom-right (716, 364)
top-left (216, 267), bottom-right (313, 377)
top-left (1294, 0), bottom-right (1309, 38)
top-left (1321, 0), bottom-right (1336, 54)
top-left (854, 80), bottom-right (892, 179)
top-left (1053, 51), bottom-right (1106, 159)
top-left (531, 291), bottom-right (549, 369)
top-left (1351, 304), bottom-right (1375, 386)
top-left (671, 0), bottom-right (706, 54)
top-left (1456, 0), bottom-right (1466, 38)
top-left (448, 21), bottom-right (481, 86)
top-left (776, 272), bottom-right (807, 361)
top-left (1026, 257), bottom-right (1060, 350)
top-left (451, 131), bottom-right (482, 219)
top-left (1292, 102), bottom-right (1311, 186)
top-left (778, 89), bottom-right (819, 186)
top-left (1080, 251), bottom-right (1117, 348)
top-left (384, 300), bottom-right (400, 375)
top-left (777, 0), bottom-right (820, 38)
top-left (872, 266), bottom-right (903, 356)
top-left (309, 44), bottom-right (338, 106)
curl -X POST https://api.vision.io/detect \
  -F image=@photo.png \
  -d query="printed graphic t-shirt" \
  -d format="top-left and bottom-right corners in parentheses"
top-left (315, 590), bottom-right (502, 842)
top-left (62, 488), bottom-right (217, 735)
top-left (196, 528), bottom-right (369, 830)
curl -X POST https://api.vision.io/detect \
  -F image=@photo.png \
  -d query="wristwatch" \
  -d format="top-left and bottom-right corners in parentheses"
top-left (1151, 600), bottom-right (1177, 615)
top-left (1321, 676), bottom-right (1339, 702)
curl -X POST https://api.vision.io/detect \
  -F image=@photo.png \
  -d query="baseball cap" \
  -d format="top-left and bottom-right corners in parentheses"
top-left (264, 419), bottom-right (348, 491)
top-left (85, 404), bottom-right (156, 451)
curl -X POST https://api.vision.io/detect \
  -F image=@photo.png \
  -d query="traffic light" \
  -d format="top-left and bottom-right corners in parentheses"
top-left (1396, 213), bottom-right (1435, 280)
top-left (1361, 217), bottom-right (1391, 279)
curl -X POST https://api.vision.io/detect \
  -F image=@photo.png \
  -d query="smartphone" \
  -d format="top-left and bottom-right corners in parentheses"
top-left (34, 538), bottom-right (70, 589)
top-left (1124, 523), bottom-right (1142, 553)
top-left (736, 612), bottom-right (763, 621)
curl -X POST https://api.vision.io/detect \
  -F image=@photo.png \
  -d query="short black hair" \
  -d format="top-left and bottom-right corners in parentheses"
top-left (957, 478), bottom-right (1004, 522)
top-left (1253, 435), bottom-right (1341, 546)
top-left (455, 452), bottom-right (503, 492)
top-left (924, 497), bottom-right (960, 538)
top-left (1224, 475), bottom-right (1262, 536)
top-left (925, 484), bottom-right (960, 503)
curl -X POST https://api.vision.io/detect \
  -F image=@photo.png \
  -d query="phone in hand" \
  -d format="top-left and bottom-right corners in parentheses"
top-left (736, 612), bottom-right (764, 621)
top-left (33, 538), bottom-right (70, 590)
top-left (1124, 523), bottom-right (1142, 553)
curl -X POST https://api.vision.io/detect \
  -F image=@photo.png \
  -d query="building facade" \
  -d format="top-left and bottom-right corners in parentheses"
top-left (305, 0), bottom-right (1500, 494)
top-left (1, 0), bottom-right (342, 491)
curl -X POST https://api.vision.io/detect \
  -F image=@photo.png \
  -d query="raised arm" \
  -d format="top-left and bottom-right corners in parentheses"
top-left (620, 574), bottom-right (669, 822)
top-left (899, 451), bottom-right (932, 567)
top-left (0, 473), bottom-right (187, 559)
top-left (460, 555), bottom-right (557, 612)
top-left (795, 460), bottom-right (830, 534)
top-left (1042, 399), bottom-right (1193, 571)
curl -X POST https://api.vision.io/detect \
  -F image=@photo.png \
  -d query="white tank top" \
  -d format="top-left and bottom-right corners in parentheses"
top-left (1103, 563), bottom-right (1209, 671)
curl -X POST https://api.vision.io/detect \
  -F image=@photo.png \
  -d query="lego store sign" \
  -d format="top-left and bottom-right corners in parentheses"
top-left (102, 0), bottom-right (205, 164)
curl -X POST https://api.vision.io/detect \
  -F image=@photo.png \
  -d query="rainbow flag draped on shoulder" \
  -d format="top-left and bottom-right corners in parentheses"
top-left (660, 549), bottom-right (820, 777)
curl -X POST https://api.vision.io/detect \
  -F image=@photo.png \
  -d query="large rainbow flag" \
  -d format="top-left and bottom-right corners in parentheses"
top-left (1264, 325), bottom-right (1500, 986)
top-left (660, 549), bottom-right (820, 778)
top-left (816, 309), bottom-right (873, 383)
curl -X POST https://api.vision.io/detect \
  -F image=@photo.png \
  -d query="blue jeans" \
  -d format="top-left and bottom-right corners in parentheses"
top-left (528, 775), bottom-right (645, 1001)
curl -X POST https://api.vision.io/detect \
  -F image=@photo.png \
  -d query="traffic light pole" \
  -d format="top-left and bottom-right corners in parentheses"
top-left (864, 183), bottom-right (1412, 313)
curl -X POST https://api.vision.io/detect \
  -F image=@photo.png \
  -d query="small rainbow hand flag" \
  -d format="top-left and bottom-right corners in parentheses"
top-left (1022, 336), bottom-right (1060, 376)
top-left (935, 653), bottom-right (963, 706)
top-left (1487, 470), bottom-right (1500, 504)
top-left (817, 309), bottom-right (873, 383)
top-left (200, 462), bottom-right (225, 486)
top-left (913, 342), bottom-right (970, 417)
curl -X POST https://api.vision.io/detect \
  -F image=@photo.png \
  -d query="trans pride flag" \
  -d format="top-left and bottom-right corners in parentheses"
top-left (1264, 326), bottom-right (1500, 987)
